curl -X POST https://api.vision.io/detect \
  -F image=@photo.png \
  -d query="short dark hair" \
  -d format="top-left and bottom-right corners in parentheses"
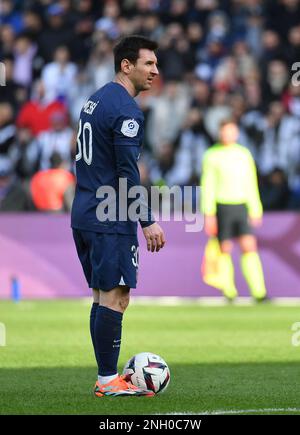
top-left (220, 118), bottom-right (237, 128)
top-left (113, 35), bottom-right (158, 73)
top-left (50, 152), bottom-right (63, 169)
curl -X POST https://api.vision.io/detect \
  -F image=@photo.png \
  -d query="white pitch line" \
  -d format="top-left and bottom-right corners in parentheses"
top-left (130, 296), bottom-right (253, 306)
top-left (130, 296), bottom-right (300, 307)
top-left (81, 296), bottom-right (300, 307)
top-left (161, 408), bottom-right (300, 415)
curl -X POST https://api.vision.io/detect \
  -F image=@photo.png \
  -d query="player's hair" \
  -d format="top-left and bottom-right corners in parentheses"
top-left (50, 152), bottom-right (63, 169)
top-left (219, 118), bottom-right (237, 128)
top-left (113, 35), bottom-right (158, 73)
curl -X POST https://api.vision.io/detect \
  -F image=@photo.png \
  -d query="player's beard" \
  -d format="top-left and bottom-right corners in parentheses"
top-left (143, 78), bottom-right (154, 90)
top-left (136, 81), bottom-right (151, 93)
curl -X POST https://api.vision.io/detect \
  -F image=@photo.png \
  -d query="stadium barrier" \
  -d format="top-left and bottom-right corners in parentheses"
top-left (0, 213), bottom-right (299, 299)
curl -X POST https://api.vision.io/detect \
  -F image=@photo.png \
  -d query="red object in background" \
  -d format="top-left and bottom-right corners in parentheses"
top-left (17, 101), bottom-right (68, 137)
top-left (30, 169), bottom-right (75, 211)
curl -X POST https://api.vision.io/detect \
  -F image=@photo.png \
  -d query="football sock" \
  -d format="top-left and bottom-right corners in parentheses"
top-left (94, 305), bottom-right (123, 376)
top-left (241, 251), bottom-right (267, 299)
top-left (90, 302), bottom-right (98, 358)
top-left (98, 374), bottom-right (118, 385)
top-left (219, 253), bottom-right (238, 299)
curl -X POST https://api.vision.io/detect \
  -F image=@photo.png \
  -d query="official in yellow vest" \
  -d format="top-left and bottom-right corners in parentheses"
top-left (201, 119), bottom-right (267, 301)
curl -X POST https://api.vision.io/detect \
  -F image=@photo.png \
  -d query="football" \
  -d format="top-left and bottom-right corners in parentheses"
top-left (123, 352), bottom-right (170, 394)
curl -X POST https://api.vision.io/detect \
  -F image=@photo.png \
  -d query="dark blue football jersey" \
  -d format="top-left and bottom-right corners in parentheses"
top-left (71, 81), bottom-right (154, 235)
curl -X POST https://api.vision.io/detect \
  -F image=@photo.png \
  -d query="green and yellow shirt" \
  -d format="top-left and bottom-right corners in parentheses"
top-left (201, 143), bottom-right (263, 218)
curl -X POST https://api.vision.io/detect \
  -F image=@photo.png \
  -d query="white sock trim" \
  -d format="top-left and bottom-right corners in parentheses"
top-left (98, 374), bottom-right (118, 385)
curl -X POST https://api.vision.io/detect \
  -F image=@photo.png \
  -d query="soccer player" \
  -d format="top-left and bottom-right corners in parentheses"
top-left (71, 35), bottom-right (166, 397)
top-left (201, 119), bottom-right (267, 302)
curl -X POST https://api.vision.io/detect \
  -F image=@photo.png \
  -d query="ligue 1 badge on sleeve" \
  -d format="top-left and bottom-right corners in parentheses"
top-left (121, 119), bottom-right (139, 137)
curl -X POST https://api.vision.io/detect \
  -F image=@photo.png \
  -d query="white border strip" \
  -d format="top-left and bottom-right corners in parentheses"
top-left (160, 408), bottom-right (300, 415)
top-left (81, 296), bottom-right (300, 306)
top-left (131, 296), bottom-right (300, 307)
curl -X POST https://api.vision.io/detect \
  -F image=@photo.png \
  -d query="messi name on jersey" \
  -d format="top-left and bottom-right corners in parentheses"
top-left (83, 100), bottom-right (99, 115)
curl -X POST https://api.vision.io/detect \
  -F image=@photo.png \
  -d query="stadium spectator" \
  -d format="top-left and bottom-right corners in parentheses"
top-left (190, 78), bottom-right (211, 110)
top-left (94, 0), bottom-right (120, 40)
top-left (16, 79), bottom-right (68, 136)
top-left (243, 3), bottom-right (264, 58)
top-left (260, 29), bottom-right (285, 66)
top-left (148, 141), bottom-right (178, 187)
top-left (87, 35), bottom-right (114, 89)
top-left (262, 59), bottom-right (290, 105)
top-left (140, 12), bottom-right (165, 41)
top-left (258, 100), bottom-right (300, 189)
top-left (147, 80), bottom-right (190, 154)
top-left (30, 152), bottom-right (75, 212)
top-left (0, 0), bottom-right (24, 35)
top-left (37, 3), bottom-right (75, 63)
top-left (260, 167), bottom-right (290, 210)
top-left (204, 90), bottom-right (231, 139)
top-left (283, 82), bottom-right (300, 118)
top-left (1, 0), bottom-right (300, 212)
top-left (213, 55), bottom-right (240, 92)
top-left (0, 55), bottom-right (27, 111)
top-left (286, 24), bottom-right (300, 65)
top-left (36, 109), bottom-right (73, 170)
top-left (22, 10), bottom-right (43, 42)
top-left (68, 67), bottom-right (96, 125)
top-left (0, 102), bottom-right (17, 175)
top-left (12, 33), bottom-right (37, 88)
top-left (265, 0), bottom-right (300, 42)
top-left (14, 127), bottom-right (40, 180)
top-left (157, 27), bottom-right (196, 80)
top-left (0, 164), bottom-right (33, 211)
top-left (41, 45), bottom-right (77, 103)
top-left (195, 34), bottom-right (226, 82)
top-left (0, 24), bottom-right (16, 58)
top-left (166, 107), bottom-right (212, 186)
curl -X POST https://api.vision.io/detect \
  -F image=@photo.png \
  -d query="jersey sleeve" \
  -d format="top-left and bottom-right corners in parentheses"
top-left (245, 151), bottom-right (263, 218)
top-left (113, 104), bottom-right (144, 147)
top-left (112, 105), bottom-right (155, 228)
top-left (200, 150), bottom-right (217, 215)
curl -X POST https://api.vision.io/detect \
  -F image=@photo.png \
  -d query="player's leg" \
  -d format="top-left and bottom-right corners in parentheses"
top-left (93, 285), bottom-right (153, 397)
top-left (90, 289), bottom-right (100, 362)
top-left (216, 204), bottom-right (238, 300)
top-left (95, 285), bottom-right (129, 384)
top-left (91, 234), bottom-right (152, 396)
top-left (99, 284), bottom-right (130, 312)
top-left (219, 239), bottom-right (238, 300)
top-left (72, 230), bottom-right (100, 363)
top-left (238, 234), bottom-right (267, 301)
top-left (73, 230), bottom-right (151, 396)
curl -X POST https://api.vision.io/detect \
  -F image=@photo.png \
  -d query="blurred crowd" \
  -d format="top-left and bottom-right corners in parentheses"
top-left (1, 0), bottom-right (300, 212)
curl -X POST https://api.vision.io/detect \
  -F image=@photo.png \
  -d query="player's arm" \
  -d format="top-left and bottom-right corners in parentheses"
top-left (245, 151), bottom-right (263, 226)
top-left (200, 150), bottom-right (218, 237)
top-left (113, 109), bottom-right (165, 252)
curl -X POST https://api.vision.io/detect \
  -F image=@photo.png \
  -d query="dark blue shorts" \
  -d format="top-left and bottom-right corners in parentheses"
top-left (72, 229), bottom-right (139, 291)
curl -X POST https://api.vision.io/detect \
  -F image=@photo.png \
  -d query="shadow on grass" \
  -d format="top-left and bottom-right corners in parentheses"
top-left (1, 362), bottom-right (300, 415)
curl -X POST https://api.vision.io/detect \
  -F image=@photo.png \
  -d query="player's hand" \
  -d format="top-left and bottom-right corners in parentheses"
top-left (249, 216), bottom-right (263, 228)
top-left (142, 223), bottom-right (166, 252)
top-left (204, 215), bottom-right (218, 237)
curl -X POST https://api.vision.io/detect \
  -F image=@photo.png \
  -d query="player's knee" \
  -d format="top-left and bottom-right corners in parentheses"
top-left (118, 287), bottom-right (130, 312)
top-left (119, 294), bottom-right (130, 312)
top-left (239, 235), bottom-right (257, 253)
top-left (104, 287), bottom-right (130, 313)
top-left (220, 240), bottom-right (233, 253)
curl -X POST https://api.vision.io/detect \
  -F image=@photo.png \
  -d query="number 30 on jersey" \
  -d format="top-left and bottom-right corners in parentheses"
top-left (76, 119), bottom-right (93, 165)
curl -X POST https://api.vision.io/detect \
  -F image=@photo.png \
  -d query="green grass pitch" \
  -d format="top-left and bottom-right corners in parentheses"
top-left (1, 299), bottom-right (300, 415)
